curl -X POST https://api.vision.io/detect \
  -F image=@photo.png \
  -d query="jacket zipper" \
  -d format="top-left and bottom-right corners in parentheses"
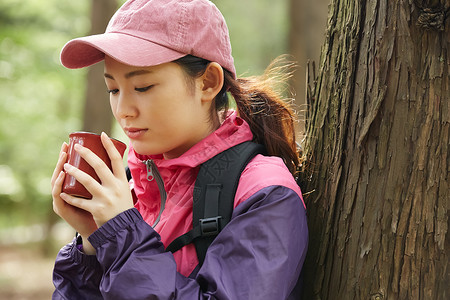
top-left (143, 159), bottom-right (167, 228)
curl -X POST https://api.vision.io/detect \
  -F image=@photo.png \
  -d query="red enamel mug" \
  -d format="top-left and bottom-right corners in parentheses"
top-left (62, 132), bottom-right (127, 199)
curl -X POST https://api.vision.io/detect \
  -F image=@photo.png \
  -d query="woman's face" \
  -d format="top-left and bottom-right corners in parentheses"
top-left (104, 56), bottom-right (215, 159)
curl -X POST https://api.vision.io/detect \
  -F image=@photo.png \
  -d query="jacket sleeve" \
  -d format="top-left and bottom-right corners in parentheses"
top-left (80, 185), bottom-right (308, 300)
top-left (52, 237), bottom-right (103, 299)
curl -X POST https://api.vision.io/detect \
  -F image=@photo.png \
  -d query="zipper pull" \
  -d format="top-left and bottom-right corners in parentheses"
top-left (143, 160), bottom-right (154, 181)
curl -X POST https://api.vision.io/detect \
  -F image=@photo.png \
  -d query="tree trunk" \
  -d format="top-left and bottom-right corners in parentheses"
top-left (300, 0), bottom-right (449, 299)
top-left (288, 0), bottom-right (329, 136)
top-left (82, 0), bottom-right (118, 134)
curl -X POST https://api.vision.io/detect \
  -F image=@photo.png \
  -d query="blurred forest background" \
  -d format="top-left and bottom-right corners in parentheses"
top-left (0, 0), bottom-right (328, 298)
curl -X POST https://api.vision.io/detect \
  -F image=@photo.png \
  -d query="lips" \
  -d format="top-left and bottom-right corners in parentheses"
top-left (124, 127), bottom-right (148, 139)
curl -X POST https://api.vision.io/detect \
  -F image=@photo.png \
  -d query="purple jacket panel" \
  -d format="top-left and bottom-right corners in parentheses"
top-left (52, 185), bottom-right (308, 299)
top-left (53, 239), bottom-right (103, 299)
top-left (192, 185), bottom-right (307, 299)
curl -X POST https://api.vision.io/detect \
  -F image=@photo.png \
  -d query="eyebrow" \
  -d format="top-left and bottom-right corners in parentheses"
top-left (104, 69), bottom-right (152, 80)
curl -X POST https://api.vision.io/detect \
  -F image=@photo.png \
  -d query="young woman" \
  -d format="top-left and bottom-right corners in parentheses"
top-left (51, 0), bottom-right (308, 299)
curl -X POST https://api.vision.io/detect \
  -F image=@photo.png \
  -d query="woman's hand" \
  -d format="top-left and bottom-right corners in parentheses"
top-left (51, 142), bottom-right (98, 238)
top-left (58, 132), bottom-right (134, 229)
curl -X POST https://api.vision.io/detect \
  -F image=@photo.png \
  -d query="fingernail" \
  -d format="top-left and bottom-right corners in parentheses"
top-left (63, 163), bottom-right (72, 171)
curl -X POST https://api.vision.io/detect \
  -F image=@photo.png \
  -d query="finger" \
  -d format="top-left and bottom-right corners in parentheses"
top-left (51, 143), bottom-right (68, 185)
top-left (60, 192), bottom-right (93, 212)
top-left (101, 132), bottom-right (127, 179)
top-left (52, 171), bottom-right (65, 199)
top-left (52, 171), bottom-right (66, 215)
top-left (51, 152), bottom-right (65, 185)
top-left (51, 143), bottom-right (68, 178)
top-left (63, 162), bottom-right (102, 195)
top-left (73, 143), bottom-right (114, 182)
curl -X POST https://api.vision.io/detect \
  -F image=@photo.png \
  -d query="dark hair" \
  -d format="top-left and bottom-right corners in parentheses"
top-left (174, 55), bottom-right (300, 175)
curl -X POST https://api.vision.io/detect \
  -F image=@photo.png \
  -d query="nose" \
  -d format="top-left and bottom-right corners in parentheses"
top-left (114, 93), bottom-right (137, 119)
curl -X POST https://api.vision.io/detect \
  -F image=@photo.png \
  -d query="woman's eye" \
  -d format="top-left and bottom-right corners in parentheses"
top-left (107, 89), bottom-right (119, 95)
top-left (135, 85), bottom-right (154, 92)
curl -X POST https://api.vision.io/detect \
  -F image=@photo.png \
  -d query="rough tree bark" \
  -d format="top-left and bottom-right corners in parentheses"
top-left (300, 0), bottom-right (449, 299)
top-left (82, 0), bottom-right (118, 134)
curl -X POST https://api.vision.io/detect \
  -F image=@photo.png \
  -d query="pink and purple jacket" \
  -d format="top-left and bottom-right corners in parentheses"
top-left (52, 112), bottom-right (308, 299)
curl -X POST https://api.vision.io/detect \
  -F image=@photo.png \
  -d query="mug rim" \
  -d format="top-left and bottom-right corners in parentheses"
top-left (69, 131), bottom-right (126, 147)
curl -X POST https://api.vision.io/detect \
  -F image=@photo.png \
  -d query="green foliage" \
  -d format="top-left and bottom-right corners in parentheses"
top-left (214, 0), bottom-right (289, 75)
top-left (0, 0), bottom-right (90, 227)
top-left (0, 0), bottom-right (289, 229)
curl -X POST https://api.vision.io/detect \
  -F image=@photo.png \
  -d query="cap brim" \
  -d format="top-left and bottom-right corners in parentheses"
top-left (60, 32), bottom-right (186, 69)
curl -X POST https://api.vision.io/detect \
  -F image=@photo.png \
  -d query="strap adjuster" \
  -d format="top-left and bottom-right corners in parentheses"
top-left (199, 216), bottom-right (222, 236)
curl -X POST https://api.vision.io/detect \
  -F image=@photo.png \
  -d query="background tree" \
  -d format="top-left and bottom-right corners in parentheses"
top-left (300, 0), bottom-right (449, 299)
top-left (46, 0), bottom-right (117, 256)
top-left (82, 0), bottom-right (118, 134)
top-left (288, 0), bottom-right (329, 134)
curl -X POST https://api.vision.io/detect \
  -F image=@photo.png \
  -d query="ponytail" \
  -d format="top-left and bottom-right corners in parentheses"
top-left (226, 57), bottom-right (299, 174)
top-left (174, 55), bottom-right (301, 175)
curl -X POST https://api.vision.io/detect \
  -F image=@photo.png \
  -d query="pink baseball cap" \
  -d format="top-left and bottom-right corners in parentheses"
top-left (60, 0), bottom-right (236, 78)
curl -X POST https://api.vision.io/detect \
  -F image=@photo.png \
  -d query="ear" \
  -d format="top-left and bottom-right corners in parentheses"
top-left (200, 62), bottom-right (224, 102)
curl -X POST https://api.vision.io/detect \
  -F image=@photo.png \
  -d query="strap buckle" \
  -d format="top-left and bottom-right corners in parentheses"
top-left (199, 216), bottom-right (222, 236)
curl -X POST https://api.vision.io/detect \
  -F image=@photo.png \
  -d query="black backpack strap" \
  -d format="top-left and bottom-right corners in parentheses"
top-left (165, 141), bottom-right (265, 266)
top-left (125, 166), bottom-right (132, 182)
